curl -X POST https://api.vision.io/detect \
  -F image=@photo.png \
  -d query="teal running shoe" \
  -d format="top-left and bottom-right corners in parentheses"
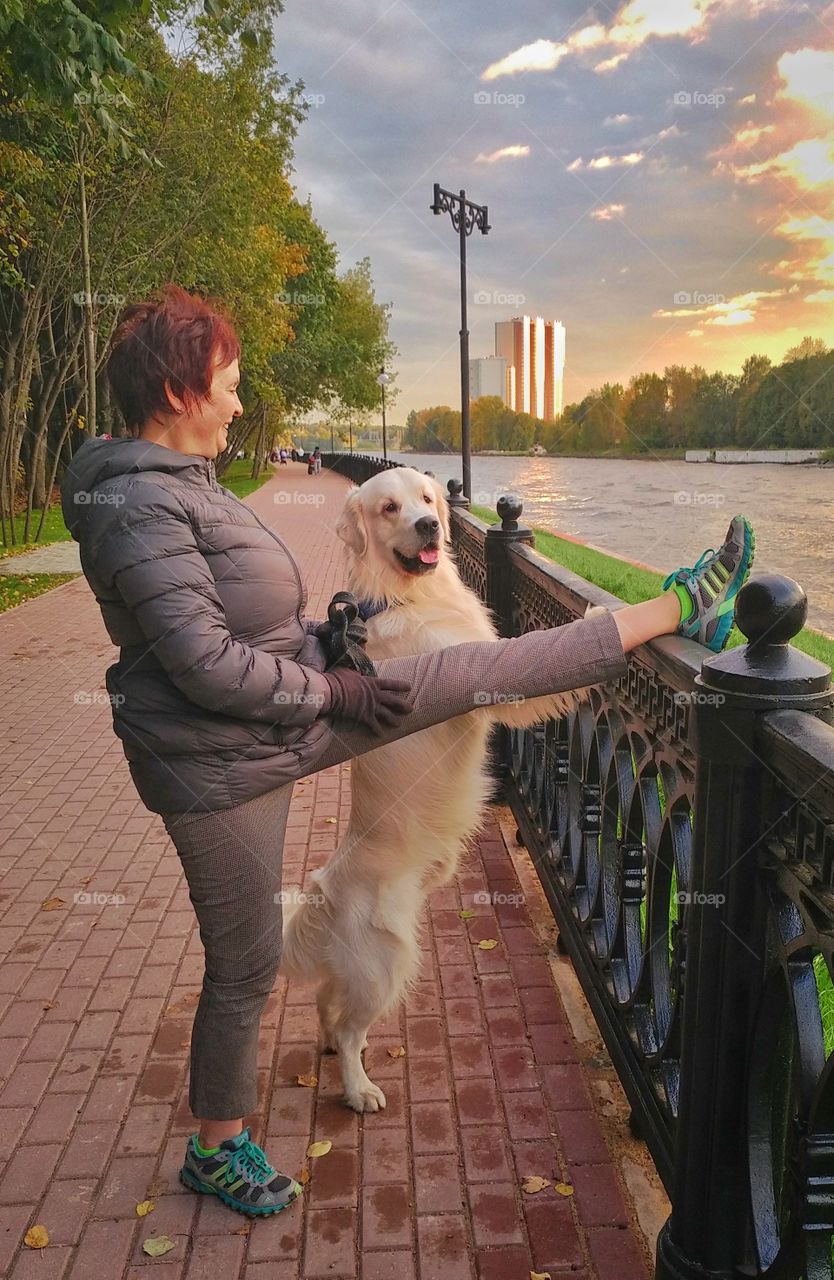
top-left (663, 514), bottom-right (755, 653)
top-left (180, 1127), bottom-right (302, 1216)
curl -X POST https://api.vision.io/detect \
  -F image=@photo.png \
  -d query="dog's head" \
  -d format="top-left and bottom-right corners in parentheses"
top-left (335, 467), bottom-right (451, 595)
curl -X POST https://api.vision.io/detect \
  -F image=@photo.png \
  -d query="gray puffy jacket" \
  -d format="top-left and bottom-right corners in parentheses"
top-left (61, 437), bottom-right (336, 814)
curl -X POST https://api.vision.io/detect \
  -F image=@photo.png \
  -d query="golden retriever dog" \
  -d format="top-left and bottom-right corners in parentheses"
top-left (281, 466), bottom-right (591, 1112)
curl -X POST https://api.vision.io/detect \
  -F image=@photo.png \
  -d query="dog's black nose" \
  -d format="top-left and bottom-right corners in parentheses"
top-left (414, 516), bottom-right (440, 538)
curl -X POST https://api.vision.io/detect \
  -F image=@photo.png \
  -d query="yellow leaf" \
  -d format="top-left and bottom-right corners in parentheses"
top-left (298, 1167), bottom-right (311, 1184)
top-left (531, 1272), bottom-right (552, 1280)
top-left (296, 1073), bottom-right (318, 1088)
top-left (136, 1200), bottom-right (155, 1216)
top-left (554, 1182), bottom-right (574, 1196)
top-left (42, 1000), bottom-right (58, 1010)
top-left (324, 817), bottom-right (337, 823)
top-left (386, 1045), bottom-right (406, 1058)
top-left (478, 938), bottom-right (499, 950)
top-left (458, 909), bottom-right (474, 919)
top-left (521, 1175), bottom-right (551, 1194)
top-left (24, 1225), bottom-right (49, 1249)
top-left (142, 1236), bottom-right (176, 1257)
top-left (40, 897), bottom-right (65, 912)
top-left (306, 1140), bottom-right (332, 1158)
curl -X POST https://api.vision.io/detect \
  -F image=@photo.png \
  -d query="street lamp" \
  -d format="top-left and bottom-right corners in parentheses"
top-left (430, 182), bottom-right (490, 503)
top-left (376, 368), bottom-right (391, 462)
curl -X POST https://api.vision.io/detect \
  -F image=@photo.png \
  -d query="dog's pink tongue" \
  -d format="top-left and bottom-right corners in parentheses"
top-left (418, 548), bottom-right (439, 564)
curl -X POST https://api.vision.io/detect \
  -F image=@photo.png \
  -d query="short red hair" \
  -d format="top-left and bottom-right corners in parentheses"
top-left (107, 284), bottom-right (241, 434)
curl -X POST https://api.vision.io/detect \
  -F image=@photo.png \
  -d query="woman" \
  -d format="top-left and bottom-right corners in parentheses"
top-left (60, 286), bottom-right (754, 1217)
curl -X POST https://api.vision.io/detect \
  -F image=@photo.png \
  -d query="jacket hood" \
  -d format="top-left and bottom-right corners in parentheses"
top-left (61, 437), bottom-right (210, 540)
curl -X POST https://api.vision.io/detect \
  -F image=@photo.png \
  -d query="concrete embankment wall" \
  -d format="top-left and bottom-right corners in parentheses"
top-left (686, 448), bottom-right (824, 464)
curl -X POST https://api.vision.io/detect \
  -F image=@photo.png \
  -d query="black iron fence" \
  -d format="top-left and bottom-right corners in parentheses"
top-left (322, 452), bottom-right (834, 1279)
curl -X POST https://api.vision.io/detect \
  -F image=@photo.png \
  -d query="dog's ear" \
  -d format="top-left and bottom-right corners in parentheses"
top-left (429, 477), bottom-right (451, 543)
top-left (335, 486), bottom-right (368, 555)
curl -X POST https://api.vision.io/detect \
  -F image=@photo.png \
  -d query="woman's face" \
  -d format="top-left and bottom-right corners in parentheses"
top-left (198, 358), bottom-right (244, 458)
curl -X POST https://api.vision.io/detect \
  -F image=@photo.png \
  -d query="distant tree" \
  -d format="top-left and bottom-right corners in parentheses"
top-left (624, 372), bottom-right (668, 450)
top-left (784, 336), bottom-right (829, 363)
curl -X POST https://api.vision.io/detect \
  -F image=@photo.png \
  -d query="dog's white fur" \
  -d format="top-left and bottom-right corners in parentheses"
top-left (281, 467), bottom-right (592, 1112)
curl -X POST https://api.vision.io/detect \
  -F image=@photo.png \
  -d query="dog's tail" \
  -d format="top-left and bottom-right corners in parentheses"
top-left (280, 878), bottom-right (332, 980)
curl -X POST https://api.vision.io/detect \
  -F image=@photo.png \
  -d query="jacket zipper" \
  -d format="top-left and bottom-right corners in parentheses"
top-left (204, 457), bottom-right (307, 625)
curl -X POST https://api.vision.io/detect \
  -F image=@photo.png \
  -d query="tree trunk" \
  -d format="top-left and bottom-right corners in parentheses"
top-left (77, 130), bottom-right (97, 437)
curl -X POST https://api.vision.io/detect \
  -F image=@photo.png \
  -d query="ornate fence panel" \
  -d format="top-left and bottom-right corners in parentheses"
top-left (323, 453), bottom-right (834, 1278)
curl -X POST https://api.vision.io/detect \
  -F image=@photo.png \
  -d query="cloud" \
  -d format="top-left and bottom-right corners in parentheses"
top-left (604, 113), bottom-right (634, 125)
top-left (480, 0), bottom-right (785, 83)
top-left (806, 288), bottom-right (834, 303)
top-left (654, 288), bottom-right (785, 326)
top-left (591, 203), bottom-right (626, 220)
top-left (474, 144), bottom-right (531, 164)
top-left (589, 152), bottom-right (644, 169)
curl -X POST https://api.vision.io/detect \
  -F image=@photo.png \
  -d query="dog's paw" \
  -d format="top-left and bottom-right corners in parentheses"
top-left (584, 603), bottom-right (609, 619)
top-left (344, 1081), bottom-right (387, 1113)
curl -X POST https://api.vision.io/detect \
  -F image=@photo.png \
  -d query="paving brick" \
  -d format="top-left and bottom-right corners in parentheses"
top-left (588, 1225), bottom-right (651, 1279)
top-left (67, 1217), bottom-right (135, 1280)
top-left (360, 1250), bottom-right (416, 1280)
top-left (362, 1127), bottom-right (409, 1185)
top-left (410, 1102), bottom-right (457, 1155)
top-left (413, 1153), bottom-right (463, 1214)
top-left (35, 1178), bottom-right (98, 1245)
top-left (0, 1143), bottom-right (63, 1205)
top-left (304, 1206), bottom-right (356, 1277)
top-left (570, 1162), bottom-right (630, 1228)
top-left (185, 1235), bottom-right (246, 1279)
top-left (361, 1183), bottom-right (412, 1250)
top-left (468, 1183), bottom-right (524, 1247)
top-left (308, 1146), bottom-right (358, 1208)
top-left (415, 1214), bottom-right (474, 1280)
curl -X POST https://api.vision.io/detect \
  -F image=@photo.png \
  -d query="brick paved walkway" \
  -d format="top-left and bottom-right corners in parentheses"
top-left (0, 461), bottom-right (654, 1280)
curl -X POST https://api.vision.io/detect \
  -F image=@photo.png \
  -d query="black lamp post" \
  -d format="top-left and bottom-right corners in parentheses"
top-left (430, 182), bottom-right (490, 503)
top-left (376, 368), bottom-right (391, 463)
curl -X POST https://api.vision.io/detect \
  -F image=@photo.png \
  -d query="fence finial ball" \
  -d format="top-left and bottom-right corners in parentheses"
top-left (497, 494), bottom-right (523, 530)
top-left (734, 574), bottom-right (807, 647)
top-left (447, 478), bottom-right (463, 497)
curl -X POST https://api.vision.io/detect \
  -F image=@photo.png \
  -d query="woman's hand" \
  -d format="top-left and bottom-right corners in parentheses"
top-left (323, 668), bottom-right (413, 735)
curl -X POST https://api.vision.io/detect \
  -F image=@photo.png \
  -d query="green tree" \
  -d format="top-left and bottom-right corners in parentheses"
top-left (624, 372), bottom-right (668, 450)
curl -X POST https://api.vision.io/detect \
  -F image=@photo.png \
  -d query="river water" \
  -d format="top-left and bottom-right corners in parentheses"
top-left (388, 451), bottom-right (834, 637)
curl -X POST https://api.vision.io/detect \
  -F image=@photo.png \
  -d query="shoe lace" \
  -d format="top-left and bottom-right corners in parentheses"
top-left (663, 546), bottom-right (716, 591)
top-left (231, 1137), bottom-right (276, 1184)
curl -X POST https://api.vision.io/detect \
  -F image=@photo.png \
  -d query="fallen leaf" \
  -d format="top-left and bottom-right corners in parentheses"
top-left (458, 909), bottom-right (474, 919)
top-left (306, 1140), bottom-right (332, 1158)
top-left (554, 1182), bottom-right (574, 1197)
top-left (298, 1167), bottom-right (311, 1185)
top-left (24, 1225), bottom-right (49, 1249)
top-left (296, 1073), bottom-right (318, 1088)
top-left (142, 1235), bottom-right (176, 1257)
top-left (530, 1271), bottom-right (552, 1280)
top-left (386, 1045), bottom-right (406, 1058)
top-left (40, 897), bottom-right (65, 912)
top-left (324, 817), bottom-right (337, 824)
top-left (136, 1200), bottom-right (155, 1217)
top-left (233, 1223), bottom-right (250, 1235)
top-left (477, 938), bottom-right (499, 950)
top-left (42, 1000), bottom-right (58, 1011)
top-left (521, 1176), bottom-right (551, 1194)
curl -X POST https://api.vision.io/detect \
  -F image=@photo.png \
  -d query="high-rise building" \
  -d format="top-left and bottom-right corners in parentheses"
top-left (469, 356), bottom-right (508, 404)
top-left (494, 316), bottom-right (565, 420)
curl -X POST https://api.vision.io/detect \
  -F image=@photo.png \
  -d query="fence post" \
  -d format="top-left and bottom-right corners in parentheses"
top-left (483, 494), bottom-right (533, 638)
top-left (656, 574), bottom-right (832, 1279)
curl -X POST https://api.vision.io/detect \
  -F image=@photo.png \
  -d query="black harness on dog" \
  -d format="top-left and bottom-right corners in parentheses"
top-left (319, 592), bottom-right (392, 676)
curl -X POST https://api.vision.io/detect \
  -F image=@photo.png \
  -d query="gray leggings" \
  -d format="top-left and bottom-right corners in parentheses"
top-left (161, 610), bottom-right (626, 1120)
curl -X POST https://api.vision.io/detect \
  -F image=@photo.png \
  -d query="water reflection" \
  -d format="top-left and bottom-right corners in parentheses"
top-left (389, 451), bottom-right (834, 637)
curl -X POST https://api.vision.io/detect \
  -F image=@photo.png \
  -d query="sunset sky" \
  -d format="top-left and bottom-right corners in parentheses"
top-left (275, 0), bottom-right (834, 420)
